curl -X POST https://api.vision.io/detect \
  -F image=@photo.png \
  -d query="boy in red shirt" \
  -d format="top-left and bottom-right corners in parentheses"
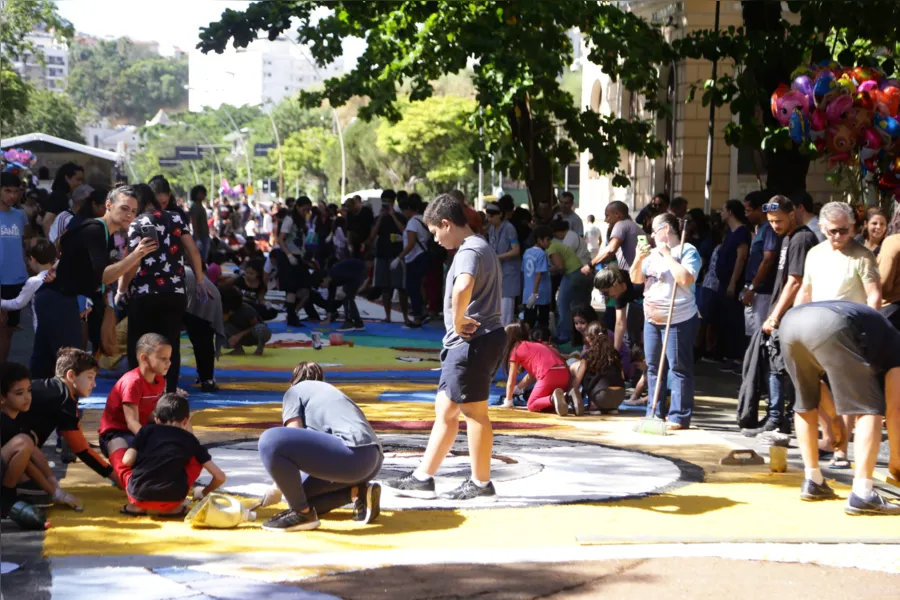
top-left (99, 333), bottom-right (171, 484)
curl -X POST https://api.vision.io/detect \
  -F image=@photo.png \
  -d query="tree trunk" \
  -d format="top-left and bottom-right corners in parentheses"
top-left (742, 0), bottom-right (810, 195)
top-left (507, 100), bottom-right (555, 210)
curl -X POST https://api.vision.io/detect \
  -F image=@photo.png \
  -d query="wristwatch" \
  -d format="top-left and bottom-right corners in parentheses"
top-left (745, 283), bottom-right (755, 292)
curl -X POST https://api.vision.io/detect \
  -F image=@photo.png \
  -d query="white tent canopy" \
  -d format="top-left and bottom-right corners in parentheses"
top-left (1, 132), bottom-right (119, 162)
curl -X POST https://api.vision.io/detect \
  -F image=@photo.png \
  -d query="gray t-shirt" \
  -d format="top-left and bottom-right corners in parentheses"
top-left (563, 212), bottom-right (584, 238)
top-left (488, 220), bottom-right (521, 298)
top-left (281, 381), bottom-right (380, 448)
top-left (610, 219), bottom-right (643, 270)
top-left (443, 234), bottom-right (503, 349)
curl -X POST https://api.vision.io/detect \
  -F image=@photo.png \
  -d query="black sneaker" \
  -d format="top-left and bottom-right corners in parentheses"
top-left (845, 491), bottom-right (900, 515)
top-left (800, 479), bottom-right (837, 501)
top-left (383, 471), bottom-right (436, 499)
top-left (201, 380), bottom-right (220, 393)
top-left (440, 479), bottom-right (496, 500)
top-left (353, 482), bottom-right (381, 523)
top-left (261, 507), bottom-right (320, 532)
top-left (286, 314), bottom-right (305, 328)
top-left (336, 322), bottom-right (358, 333)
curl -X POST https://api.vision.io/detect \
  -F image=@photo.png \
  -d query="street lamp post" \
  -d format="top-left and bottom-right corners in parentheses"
top-left (176, 120), bottom-right (223, 188)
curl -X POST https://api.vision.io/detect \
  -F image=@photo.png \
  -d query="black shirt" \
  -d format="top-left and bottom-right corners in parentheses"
top-left (611, 271), bottom-right (645, 310)
top-left (127, 424), bottom-right (211, 502)
top-left (43, 190), bottom-right (70, 215)
top-left (771, 225), bottom-right (818, 303)
top-left (1, 411), bottom-right (30, 446)
top-left (328, 258), bottom-right (367, 284)
top-left (18, 378), bottom-right (80, 447)
top-left (127, 210), bottom-right (187, 296)
top-left (228, 302), bottom-right (260, 331)
top-left (47, 219), bottom-right (113, 297)
top-left (374, 210), bottom-right (407, 259)
top-left (234, 275), bottom-right (264, 304)
top-left (802, 301), bottom-right (900, 374)
top-left (346, 207), bottom-right (374, 257)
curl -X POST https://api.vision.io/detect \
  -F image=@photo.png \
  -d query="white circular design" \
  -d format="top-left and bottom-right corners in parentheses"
top-left (208, 434), bottom-right (684, 510)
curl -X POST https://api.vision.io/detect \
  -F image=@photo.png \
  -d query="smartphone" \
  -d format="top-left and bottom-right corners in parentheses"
top-left (140, 224), bottom-right (159, 243)
top-left (636, 234), bottom-right (649, 249)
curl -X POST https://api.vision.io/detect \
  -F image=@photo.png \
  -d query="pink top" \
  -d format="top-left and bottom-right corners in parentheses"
top-left (207, 263), bottom-right (222, 284)
top-left (512, 341), bottom-right (567, 380)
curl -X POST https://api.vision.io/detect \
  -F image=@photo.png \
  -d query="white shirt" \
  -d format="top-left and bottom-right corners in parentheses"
top-left (49, 210), bottom-right (74, 243)
top-left (403, 215), bottom-right (430, 263)
top-left (262, 213), bottom-right (274, 234)
top-left (245, 219), bottom-right (258, 237)
top-left (584, 223), bottom-right (602, 256)
top-left (562, 230), bottom-right (592, 265)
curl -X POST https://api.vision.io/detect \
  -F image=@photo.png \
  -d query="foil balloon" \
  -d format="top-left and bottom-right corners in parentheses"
top-left (791, 74), bottom-right (814, 102)
top-left (773, 90), bottom-right (809, 126)
top-left (813, 70), bottom-right (836, 107)
top-left (835, 75), bottom-right (857, 95)
top-left (858, 80), bottom-right (878, 93)
top-left (788, 110), bottom-right (811, 144)
top-left (825, 124), bottom-right (854, 156)
top-left (874, 86), bottom-right (900, 116)
top-left (880, 77), bottom-right (900, 91)
top-left (824, 94), bottom-right (854, 125)
top-left (855, 90), bottom-right (876, 111)
top-left (852, 66), bottom-right (881, 86)
top-left (874, 113), bottom-right (900, 145)
top-left (771, 83), bottom-right (789, 121)
top-left (809, 108), bottom-right (827, 131)
top-left (848, 107), bottom-right (874, 133)
top-left (859, 127), bottom-right (883, 161)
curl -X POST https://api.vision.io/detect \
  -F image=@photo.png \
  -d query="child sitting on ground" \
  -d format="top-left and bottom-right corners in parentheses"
top-left (319, 257), bottom-right (367, 332)
top-left (0, 362), bottom-right (82, 515)
top-left (120, 393), bottom-right (225, 517)
top-left (623, 345), bottom-right (649, 406)
top-left (499, 322), bottom-right (573, 416)
top-left (221, 287), bottom-right (272, 356)
top-left (98, 333), bottom-right (171, 486)
top-left (569, 322), bottom-right (626, 414)
top-left (21, 348), bottom-right (117, 486)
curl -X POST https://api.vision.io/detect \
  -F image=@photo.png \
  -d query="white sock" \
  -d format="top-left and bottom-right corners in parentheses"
top-left (805, 467), bottom-right (824, 485)
top-left (472, 478), bottom-right (491, 488)
top-left (412, 469), bottom-right (432, 482)
top-left (852, 477), bottom-right (874, 498)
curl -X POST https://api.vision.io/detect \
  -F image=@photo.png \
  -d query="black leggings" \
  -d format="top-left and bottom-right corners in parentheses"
top-left (184, 312), bottom-right (215, 382)
top-left (128, 293), bottom-right (186, 393)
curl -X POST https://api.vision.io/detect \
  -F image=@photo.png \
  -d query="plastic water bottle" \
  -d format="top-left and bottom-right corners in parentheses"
top-left (8, 501), bottom-right (49, 530)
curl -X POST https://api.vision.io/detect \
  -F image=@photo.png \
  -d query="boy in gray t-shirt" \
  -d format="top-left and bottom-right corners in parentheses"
top-left (384, 194), bottom-right (507, 502)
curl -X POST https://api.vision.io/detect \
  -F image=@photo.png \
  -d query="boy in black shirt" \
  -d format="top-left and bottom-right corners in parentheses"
top-left (21, 348), bottom-right (116, 484)
top-left (221, 288), bottom-right (272, 356)
top-left (121, 393), bottom-right (225, 516)
top-left (320, 258), bottom-right (367, 332)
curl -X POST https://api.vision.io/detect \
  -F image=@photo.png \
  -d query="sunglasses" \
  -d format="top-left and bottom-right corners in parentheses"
top-left (761, 202), bottom-right (780, 213)
top-left (825, 226), bottom-right (850, 237)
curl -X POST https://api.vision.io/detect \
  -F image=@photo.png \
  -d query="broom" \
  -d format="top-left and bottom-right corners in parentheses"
top-left (634, 220), bottom-right (689, 436)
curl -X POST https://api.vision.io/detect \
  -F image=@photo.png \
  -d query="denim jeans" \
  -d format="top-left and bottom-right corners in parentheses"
top-left (405, 253), bottom-right (429, 319)
top-left (644, 314), bottom-right (698, 427)
top-left (768, 372), bottom-right (785, 425)
top-left (195, 236), bottom-right (210, 263)
top-left (557, 270), bottom-right (592, 342)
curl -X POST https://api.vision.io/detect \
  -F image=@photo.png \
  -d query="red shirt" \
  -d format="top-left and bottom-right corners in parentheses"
top-left (99, 368), bottom-right (166, 436)
top-left (512, 341), bottom-right (566, 380)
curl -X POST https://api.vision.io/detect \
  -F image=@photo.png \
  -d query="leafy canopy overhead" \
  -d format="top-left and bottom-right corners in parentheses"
top-left (198, 1), bottom-right (676, 195)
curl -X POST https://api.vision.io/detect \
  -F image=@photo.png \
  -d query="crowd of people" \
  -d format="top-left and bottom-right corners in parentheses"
top-left (1, 159), bottom-right (899, 526)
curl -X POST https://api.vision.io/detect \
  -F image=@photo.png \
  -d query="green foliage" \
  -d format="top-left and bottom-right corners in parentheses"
top-left (1, 87), bottom-right (84, 142)
top-left (198, 0), bottom-right (674, 202)
top-left (0, 0), bottom-right (73, 125)
top-left (281, 127), bottom-right (336, 198)
top-left (68, 38), bottom-right (188, 123)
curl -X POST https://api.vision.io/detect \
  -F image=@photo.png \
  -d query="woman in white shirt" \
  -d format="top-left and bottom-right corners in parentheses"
top-left (396, 194), bottom-right (432, 327)
top-left (631, 213), bottom-right (702, 431)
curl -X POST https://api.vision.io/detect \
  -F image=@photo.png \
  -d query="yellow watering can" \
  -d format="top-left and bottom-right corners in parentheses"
top-left (186, 493), bottom-right (256, 529)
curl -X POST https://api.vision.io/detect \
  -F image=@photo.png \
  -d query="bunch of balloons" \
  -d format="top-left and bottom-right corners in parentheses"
top-left (1, 148), bottom-right (37, 173)
top-left (219, 178), bottom-right (244, 198)
top-left (772, 61), bottom-right (900, 197)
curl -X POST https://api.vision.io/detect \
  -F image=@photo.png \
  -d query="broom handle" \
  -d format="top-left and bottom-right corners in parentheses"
top-left (648, 222), bottom-right (690, 418)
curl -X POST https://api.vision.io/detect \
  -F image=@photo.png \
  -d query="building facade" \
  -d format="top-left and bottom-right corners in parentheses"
top-left (188, 36), bottom-right (344, 112)
top-left (8, 31), bottom-right (68, 92)
top-left (578, 0), bottom-right (840, 221)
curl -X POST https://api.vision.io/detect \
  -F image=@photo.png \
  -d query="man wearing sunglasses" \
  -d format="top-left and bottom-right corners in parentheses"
top-left (742, 191), bottom-right (781, 335)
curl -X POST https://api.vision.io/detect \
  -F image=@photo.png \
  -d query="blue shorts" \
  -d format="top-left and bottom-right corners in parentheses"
top-left (438, 328), bottom-right (508, 404)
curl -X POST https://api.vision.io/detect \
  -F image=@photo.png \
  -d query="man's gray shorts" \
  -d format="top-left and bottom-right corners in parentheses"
top-left (780, 305), bottom-right (885, 416)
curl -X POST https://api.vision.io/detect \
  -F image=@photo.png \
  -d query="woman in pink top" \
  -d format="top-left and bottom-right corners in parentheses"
top-left (499, 323), bottom-right (572, 415)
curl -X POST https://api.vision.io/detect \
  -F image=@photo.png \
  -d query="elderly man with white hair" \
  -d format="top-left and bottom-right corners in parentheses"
top-left (796, 201), bottom-right (881, 310)
top-left (794, 201), bottom-right (883, 472)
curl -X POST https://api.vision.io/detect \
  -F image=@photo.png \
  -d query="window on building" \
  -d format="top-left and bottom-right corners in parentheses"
top-left (265, 72), bottom-right (272, 77)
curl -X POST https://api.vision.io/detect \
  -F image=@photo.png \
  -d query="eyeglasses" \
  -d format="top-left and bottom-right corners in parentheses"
top-left (824, 226), bottom-right (850, 237)
top-left (652, 223), bottom-right (669, 233)
top-left (761, 202), bottom-right (780, 213)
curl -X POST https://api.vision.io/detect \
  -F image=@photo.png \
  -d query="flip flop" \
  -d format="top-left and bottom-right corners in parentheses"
top-left (120, 505), bottom-right (147, 517)
top-left (827, 456), bottom-right (851, 469)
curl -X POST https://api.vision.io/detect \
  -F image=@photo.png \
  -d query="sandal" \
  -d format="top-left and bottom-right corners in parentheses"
top-left (120, 504), bottom-right (147, 517)
top-left (828, 456), bottom-right (851, 469)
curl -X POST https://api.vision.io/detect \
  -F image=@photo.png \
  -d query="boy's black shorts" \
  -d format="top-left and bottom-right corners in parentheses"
top-left (438, 328), bottom-right (507, 404)
top-left (1, 283), bottom-right (25, 327)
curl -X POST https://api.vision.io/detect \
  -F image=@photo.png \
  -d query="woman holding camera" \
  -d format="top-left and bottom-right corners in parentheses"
top-left (119, 184), bottom-right (206, 392)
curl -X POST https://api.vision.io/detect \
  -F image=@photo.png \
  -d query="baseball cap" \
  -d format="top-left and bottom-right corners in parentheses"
top-left (485, 202), bottom-right (502, 214)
